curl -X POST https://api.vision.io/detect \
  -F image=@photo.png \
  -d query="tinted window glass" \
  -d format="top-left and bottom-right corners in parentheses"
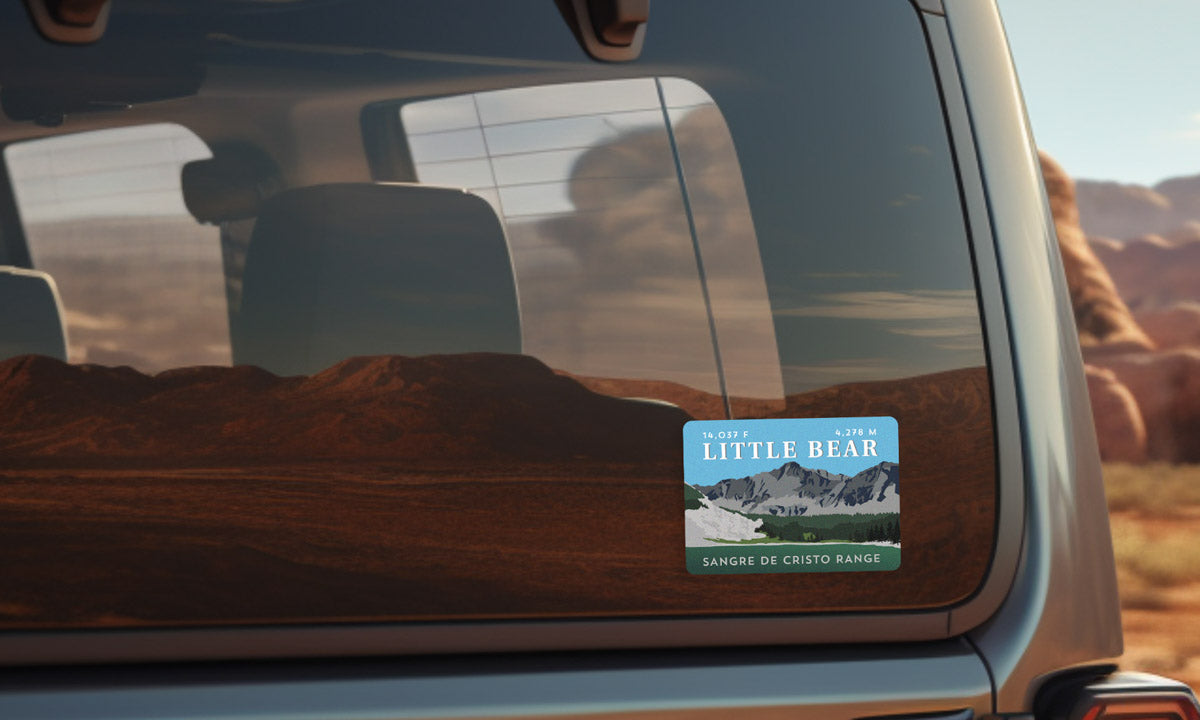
top-left (402, 77), bottom-right (783, 414)
top-left (4, 124), bottom-right (228, 371)
top-left (0, 0), bottom-right (995, 629)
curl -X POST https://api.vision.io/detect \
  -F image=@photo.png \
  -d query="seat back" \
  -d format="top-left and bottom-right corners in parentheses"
top-left (0, 266), bottom-right (68, 362)
top-left (233, 183), bottom-right (521, 376)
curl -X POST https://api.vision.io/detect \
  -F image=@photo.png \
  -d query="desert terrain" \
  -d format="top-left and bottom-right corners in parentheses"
top-left (1105, 463), bottom-right (1200, 688)
top-left (0, 352), bottom-right (994, 626)
top-left (1042, 154), bottom-right (1200, 686)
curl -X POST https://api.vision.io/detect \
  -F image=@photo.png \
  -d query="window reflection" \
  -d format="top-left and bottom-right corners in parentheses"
top-left (4, 123), bottom-right (229, 372)
top-left (402, 78), bottom-right (785, 416)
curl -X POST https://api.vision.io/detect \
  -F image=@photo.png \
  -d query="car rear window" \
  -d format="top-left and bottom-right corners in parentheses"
top-left (0, 0), bottom-right (996, 631)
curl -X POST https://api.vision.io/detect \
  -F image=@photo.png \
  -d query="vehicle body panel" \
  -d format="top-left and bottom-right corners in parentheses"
top-left (945, 0), bottom-right (1123, 710)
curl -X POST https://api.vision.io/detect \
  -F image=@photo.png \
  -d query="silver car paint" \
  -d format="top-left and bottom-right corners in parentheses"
top-left (946, 0), bottom-right (1124, 712)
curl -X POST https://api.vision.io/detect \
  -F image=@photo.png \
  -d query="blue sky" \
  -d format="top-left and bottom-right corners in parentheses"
top-left (999, 0), bottom-right (1200, 186)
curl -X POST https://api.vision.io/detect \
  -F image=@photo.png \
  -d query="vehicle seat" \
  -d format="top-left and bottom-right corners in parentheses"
top-left (232, 183), bottom-right (521, 376)
top-left (0, 266), bottom-right (68, 362)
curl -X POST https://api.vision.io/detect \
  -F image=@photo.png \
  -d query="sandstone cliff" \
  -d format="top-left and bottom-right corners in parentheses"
top-left (1040, 152), bottom-right (1154, 352)
top-left (1046, 154), bottom-right (1200, 462)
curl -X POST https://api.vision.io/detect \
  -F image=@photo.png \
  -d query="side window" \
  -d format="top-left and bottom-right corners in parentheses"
top-left (3, 123), bottom-right (228, 372)
top-left (401, 77), bottom-right (785, 417)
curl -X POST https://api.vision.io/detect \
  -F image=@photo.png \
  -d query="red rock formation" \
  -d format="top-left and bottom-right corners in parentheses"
top-left (1135, 302), bottom-right (1200, 350)
top-left (1083, 364), bottom-right (1147, 463)
top-left (1155, 175), bottom-right (1200, 222)
top-left (1074, 180), bottom-right (1173, 240)
top-left (1091, 350), bottom-right (1200, 463)
top-left (1090, 233), bottom-right (1200, 311)
top-left (1039, 152), bottom-right (1154, 352)
top-left (1075, 172), bottom-right (1200, 240)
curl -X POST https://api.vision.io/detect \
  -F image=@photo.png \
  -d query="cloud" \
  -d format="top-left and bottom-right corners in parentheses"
top-left (885, 317), bottom-right (983, 338)
top-left (1166, 112), bottom-right (1200, 141)
top-left (774, 290), bottom-right (979, 321)
top-left (801, 272), bottom-right (900, 280)
top-left (775, 291), bottom-right (985, 359)
top-left (63, 309), bottom-right (128, 331)
top-left (934, 340), bottom-right (989, 352)
top-left (889, 193), bottom-right (922, 208)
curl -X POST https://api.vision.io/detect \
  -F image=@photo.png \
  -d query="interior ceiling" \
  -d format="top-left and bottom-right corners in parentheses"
top-left (0, 0), bottom-right (586, 138)
top-left (0, 0), bottom-right (630, 178)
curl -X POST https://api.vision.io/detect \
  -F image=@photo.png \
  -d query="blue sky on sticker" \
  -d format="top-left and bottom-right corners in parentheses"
top-left (682, 417), bottom-right (899, 487)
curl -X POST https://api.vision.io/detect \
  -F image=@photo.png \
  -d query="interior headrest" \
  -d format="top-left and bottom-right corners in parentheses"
top-left (232, 183), bottom-right (521, 376)
top-left (0, 266), bottom-right (68, 361)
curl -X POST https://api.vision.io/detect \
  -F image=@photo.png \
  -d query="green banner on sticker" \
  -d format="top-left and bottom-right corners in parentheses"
top-left (686, 544), bottom-right (901, 574)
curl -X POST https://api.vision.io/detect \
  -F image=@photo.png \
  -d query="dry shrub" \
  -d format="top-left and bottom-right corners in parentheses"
top-left (1109, 514), bottom-right (1200, 587)
top-left (1115, 566), bottom-right (1170, 610)
top-left (1104, 462), bottom-right (1200, 516)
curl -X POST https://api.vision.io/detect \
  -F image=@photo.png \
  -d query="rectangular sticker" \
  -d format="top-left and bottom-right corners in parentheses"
top-left (684, 416), bottom-right (899, 574)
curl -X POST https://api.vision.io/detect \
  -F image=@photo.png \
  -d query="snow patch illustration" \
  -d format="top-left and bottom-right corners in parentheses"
top-left (683, 416), bottom-right (900, 574)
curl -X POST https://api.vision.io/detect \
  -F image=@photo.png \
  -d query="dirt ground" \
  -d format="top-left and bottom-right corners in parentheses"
top-left (1106, 463), bottom-right (1200, 687)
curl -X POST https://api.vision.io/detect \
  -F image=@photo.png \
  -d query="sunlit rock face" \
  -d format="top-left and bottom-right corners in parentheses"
top-left (1084, 364), bottom-right (1147, 463)
top-left (1045, 152), bottom-right (1200, 462)
top-left (1094, 350), bottom-right (1200, 464)
top-left (1076, 171), bottom-right (1200, 242)
top-left (1135, 302), bottom-right (1200, 351)
top-left (1090, 235), bottom-right (1200, 313)
top-left (1039, 152), bottom-right (1154, 352)
top-left (1073, 161), bottom-right (1200, 314)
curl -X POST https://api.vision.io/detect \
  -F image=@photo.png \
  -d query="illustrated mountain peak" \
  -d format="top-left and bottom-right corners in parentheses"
top-left (698, 459), bottom-right (898, 517)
